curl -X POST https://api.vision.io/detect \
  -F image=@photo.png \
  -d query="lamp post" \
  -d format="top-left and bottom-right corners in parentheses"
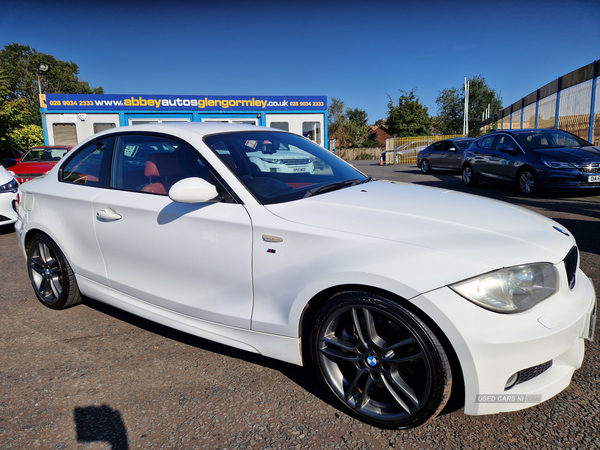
top-left (36, 63), bottom-right (49, 95)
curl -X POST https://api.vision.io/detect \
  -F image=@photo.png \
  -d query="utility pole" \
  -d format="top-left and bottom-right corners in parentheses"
top-left (463, 77), bottom-right (469, 136)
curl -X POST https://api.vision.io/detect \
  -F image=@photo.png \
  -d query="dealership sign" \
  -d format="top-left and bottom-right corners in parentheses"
top-left (45, 94), bottom-right (327, 111)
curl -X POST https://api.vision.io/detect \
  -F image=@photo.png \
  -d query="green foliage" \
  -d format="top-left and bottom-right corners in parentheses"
top-left (0, 43), bottom-right (103, 151)
top-left (0, 43), bottom-right (104, 126)
top-left (7, 124), bottom-right (44, 149)
top-left (434, 75), bottom-right (502, 137)
top-left (329, 100), bottom-right (378, 149)
top-left (385, 88), bottom-right (432, 137)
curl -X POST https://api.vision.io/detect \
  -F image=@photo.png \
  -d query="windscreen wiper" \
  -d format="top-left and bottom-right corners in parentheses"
top-left (303, 177), bottom-right (372, 198)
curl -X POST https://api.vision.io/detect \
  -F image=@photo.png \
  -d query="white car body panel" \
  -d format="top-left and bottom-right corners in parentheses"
top-left (13, 122), bottom-right (596, 419)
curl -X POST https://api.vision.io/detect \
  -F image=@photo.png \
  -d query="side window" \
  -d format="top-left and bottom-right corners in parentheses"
top-left (60, 137), bottom-right (113, 186)
top-left (478, 136), bottom-right (496, 149)
top-left (111, 135), bottom-right (211, 195)
top-left (432, 142), bottom-right (442, 151)
top-left (495, 135), bottom-right (517, 152)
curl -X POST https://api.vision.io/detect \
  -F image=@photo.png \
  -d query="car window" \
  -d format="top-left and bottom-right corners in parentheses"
top-left (454, 140), bottom-right (473, 150)
top-left (60, 138), bottom-right (113, 186)
top-left (514, 130), bottom-right (590, 149)
top-left (204, 131), bottom-right (366, 205)
top-left (478, 136), bottom-right (496, 149)
top-left (21, 147), bottom-right (69, 162)
top-left (494, 135), bottom-right (518, 152)
top-left (432, 142), bottom-right (443, 152)
top-left (111, 134), bottom-right (211, 195)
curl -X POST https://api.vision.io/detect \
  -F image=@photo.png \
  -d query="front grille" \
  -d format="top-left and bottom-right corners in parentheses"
top-left (515, 360), bottom-right (553, 386)
top-left (564, 246), bottom-right (578, 290)
top-left (574, 163), bottom-right (600, 174)
top-left (282, 159), bottom-right (311, 166)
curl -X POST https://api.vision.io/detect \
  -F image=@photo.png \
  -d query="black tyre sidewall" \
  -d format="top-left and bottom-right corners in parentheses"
top-left (421, 160), bottom-right (430, 173)
top-left (27, 234), bottom-right (81, 310)
top-left (310, 292), bottom-right (452, 429)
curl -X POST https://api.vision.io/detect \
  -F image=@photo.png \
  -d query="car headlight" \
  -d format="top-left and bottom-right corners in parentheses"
top-left (260, 158), bottom-right (284, 164)
top-left (542, 159), bottom-right (575, 169)
top-left (0, 178), bottom-right (18, 192)
top-left (450, 263), bottom-right (558, 313)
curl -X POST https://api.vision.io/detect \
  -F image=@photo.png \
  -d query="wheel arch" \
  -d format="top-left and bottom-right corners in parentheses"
top-left (298, 283), bottom-right (465, 411)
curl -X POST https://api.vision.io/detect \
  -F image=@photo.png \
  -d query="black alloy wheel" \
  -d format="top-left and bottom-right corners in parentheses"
top-left (420, 159), bottom-right (431, 174)
top-left (311, 292), bottom-right (452, 429)
top-left (27, 234), bottom-right (82, 310)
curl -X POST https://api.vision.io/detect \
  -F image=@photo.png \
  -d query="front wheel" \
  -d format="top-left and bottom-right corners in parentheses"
top-left (518, 168), bottom-right (537, 196)
top-left (420, 159), bottom-right (431, 174)
top-left (310, 292), bottom-right (452, 429)
top-left (27, 234), bottom-right (82, 310)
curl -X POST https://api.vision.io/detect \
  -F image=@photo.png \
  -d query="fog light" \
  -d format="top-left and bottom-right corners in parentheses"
top-left (505, 373), bottom-right (519, 390)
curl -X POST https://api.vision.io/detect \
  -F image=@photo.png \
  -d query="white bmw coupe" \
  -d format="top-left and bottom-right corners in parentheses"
top-left (14, 123), bottom-right (596, 429)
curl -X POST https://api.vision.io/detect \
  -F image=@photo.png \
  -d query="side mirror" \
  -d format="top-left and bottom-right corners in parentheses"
top-left (448, 147), bottom-right (457, 152)
top-left (2, 158), bottom-right (17, 168)
top-left (169, 177), bottom-right (222, 204)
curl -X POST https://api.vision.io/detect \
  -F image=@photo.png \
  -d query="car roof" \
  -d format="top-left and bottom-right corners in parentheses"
top-left (101, 122), bottom-right (274, 138)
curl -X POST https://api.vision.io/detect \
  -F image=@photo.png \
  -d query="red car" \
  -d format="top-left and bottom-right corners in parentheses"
top-left (3, 146), bottom-right (72, 183)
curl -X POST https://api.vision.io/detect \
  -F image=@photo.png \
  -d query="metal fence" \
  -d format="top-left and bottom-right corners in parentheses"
top-left (481, 60), bottom-right (600, 145)
top-left (383, 134), bottom-right (464, 164)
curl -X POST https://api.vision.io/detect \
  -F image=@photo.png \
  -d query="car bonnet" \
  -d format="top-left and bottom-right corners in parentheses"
top-left (264, 180), bottom-right (576, 268)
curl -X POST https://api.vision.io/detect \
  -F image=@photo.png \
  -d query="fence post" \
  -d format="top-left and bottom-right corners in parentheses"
top-left (588, 61), bottom-right (598, 143)
top-left (393, 136), bottom-right (397, 165)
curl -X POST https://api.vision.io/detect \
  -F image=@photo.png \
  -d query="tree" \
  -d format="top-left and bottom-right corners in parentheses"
top-left (0, 43), bottom-right (104, 126)
top-left (385, 88), bottom-right (432, 137)
top-left (434, 75), bottom-right (502, 137)
top-left (329, 101), bottom-right (378, 148)
top-left (0, 43), bottom-right (103, 151)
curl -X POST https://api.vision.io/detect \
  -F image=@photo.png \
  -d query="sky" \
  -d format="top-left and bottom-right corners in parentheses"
top-left (1, 0), bottom-right (599, 124)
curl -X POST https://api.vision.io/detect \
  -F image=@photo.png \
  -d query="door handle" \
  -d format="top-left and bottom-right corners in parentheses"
top-left (96, 207), bottom-right (122, 221)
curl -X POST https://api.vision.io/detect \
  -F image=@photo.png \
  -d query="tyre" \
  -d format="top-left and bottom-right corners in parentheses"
top-left (27, 234), bottom-right (82, 310)
top-left (420, 159), bottom-right (431, 174)
top-left (462, 164), bottom-right (478, 186)
top-left (310, 292), bottom-right (452, 429)
top-left (518, 168), bottom-right (537, 196)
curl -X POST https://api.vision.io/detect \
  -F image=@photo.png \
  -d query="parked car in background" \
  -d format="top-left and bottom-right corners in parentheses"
top-left (0, 148), bottom-right (26, 161)
top-left (14, 123), bottom-right (596, 429)
top-left (3, 145), bottom-right (72, 183)
top-left (462, 129), bottom-right (600, 195)
top-left (0, 165), bottom-right (18, 226)
top-left (417, 137), bottom-right (474, 173)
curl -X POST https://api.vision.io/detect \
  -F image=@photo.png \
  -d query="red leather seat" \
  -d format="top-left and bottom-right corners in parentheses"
top-left (141, 153), bottom-right (181, 194)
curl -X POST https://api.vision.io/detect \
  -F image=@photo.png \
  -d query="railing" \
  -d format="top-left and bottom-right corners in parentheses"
top-left (384, 134), bottom-right (464, 164)
top-left (481, 60), bottom-right (599, 145)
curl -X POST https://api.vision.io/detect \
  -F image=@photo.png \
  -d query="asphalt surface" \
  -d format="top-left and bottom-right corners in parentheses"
top-left (1, 162), bottom-right (599, 449)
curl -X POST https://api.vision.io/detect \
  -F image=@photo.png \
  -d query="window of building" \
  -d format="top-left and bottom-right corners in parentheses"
top-left (303, 122), bottom-right (321, 145)
top-left (93, 123), bottom-right (117, 134)
top-left (53, 123), bottom-right (78, 146)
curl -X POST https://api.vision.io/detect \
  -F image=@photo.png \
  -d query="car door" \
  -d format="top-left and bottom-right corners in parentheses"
top-left (92, 133), bottom-right (254, 329)
top-left (490, 134), bottom-right (524, 182)
top-left (427, 141), bottom-right (444, 168)
top-left (471, 135), bottom-right (497, 179)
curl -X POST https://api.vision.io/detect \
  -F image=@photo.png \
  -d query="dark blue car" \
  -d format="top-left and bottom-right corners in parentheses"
top-left (461, 129), bottom-right (600, 195)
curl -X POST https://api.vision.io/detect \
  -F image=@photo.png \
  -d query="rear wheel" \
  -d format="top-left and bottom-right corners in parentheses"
top-left (310, 292), bottom-right (452, 429)
top-left (462, 164), bottom-right (478, 186)
top-left (27, 234), bottom-right (82, 310)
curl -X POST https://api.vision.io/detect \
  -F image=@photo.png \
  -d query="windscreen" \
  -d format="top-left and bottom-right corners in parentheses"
top-left (204, 131), bottom-right (367, 204)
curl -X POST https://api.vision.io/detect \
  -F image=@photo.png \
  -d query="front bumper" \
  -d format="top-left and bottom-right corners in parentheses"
top-left (540, 167), bottom-right (600, 189)
top-left (411, 267), bottom-right (596, 415)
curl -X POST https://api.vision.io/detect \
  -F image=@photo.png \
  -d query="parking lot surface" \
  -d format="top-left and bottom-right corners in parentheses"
top-left (1, 162), bottom-right (598, 449)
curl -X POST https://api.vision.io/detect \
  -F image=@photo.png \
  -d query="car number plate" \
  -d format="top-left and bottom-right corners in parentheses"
top-left (589, 175), bottom-right (600, 182)
top-left (293, 168), bottom-right (307, 172)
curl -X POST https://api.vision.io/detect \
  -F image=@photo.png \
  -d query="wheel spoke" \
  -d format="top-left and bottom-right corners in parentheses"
top-left (345, 370), bottom-right (367, 403)
top-left (381, 374), bottom-right (415, 412)
top-left (351, 307), bottom-right (368, 347)
top-left (384, 350), bottom-right (424, 364)
top-left (356, 375), bottom-right (375, 410)
top-left (49, 276), bottom-right (62, 298)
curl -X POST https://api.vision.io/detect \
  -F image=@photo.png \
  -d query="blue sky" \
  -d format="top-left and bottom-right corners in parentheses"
top-left (1, 0), bottom-right (598, 124)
